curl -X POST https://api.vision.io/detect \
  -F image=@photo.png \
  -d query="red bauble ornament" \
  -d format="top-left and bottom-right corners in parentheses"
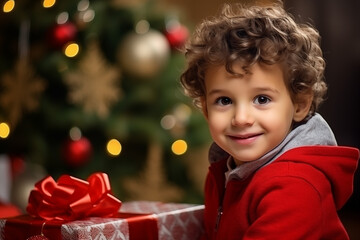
top-left (48, 22), bottom-right (77, 49)
top-left (165, 24), bottom-right (189, 49)
top-left (62, 137), bottom-right (92, 168)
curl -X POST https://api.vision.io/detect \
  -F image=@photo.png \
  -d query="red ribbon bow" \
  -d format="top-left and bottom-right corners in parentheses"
top-left (26, 172), bottom-right (122, 221)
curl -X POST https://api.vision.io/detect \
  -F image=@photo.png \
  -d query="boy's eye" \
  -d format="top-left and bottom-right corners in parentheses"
top-left (216, 97), bottom-right (232, 106)
top-left (254, 95), bottom-right (270, 105)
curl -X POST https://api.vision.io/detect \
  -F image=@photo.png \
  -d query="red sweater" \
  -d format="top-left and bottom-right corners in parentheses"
top-left (202, 146), bottom-right (359, 240)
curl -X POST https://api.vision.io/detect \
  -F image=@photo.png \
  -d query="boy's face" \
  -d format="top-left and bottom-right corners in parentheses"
top-left (203, 62), bottom-right (308, 165)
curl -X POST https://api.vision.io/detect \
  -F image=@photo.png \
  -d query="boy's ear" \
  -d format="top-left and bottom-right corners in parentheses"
top-left (200, 97), bottom-right (208, 119)
top-left (293, 94), bottom-right (313, 122)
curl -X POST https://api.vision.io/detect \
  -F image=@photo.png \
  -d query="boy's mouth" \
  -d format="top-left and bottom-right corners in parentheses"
top-left (228, 133), bottom-right (263, 144)
top-left (229, 133), bottom-right (262, 139)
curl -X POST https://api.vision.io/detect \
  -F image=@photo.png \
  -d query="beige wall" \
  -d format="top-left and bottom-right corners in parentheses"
top-left (160, 0), bottom-right (275, 25)
top-left (161, 0), bottom-right (238, 24)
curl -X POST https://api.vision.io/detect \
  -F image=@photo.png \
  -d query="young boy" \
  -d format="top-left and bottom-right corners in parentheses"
top-left (180, 2), bottom-right (359, 239)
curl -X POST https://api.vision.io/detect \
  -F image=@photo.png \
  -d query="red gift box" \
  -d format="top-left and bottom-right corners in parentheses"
top-left (0, 201), bottom-right (204, 240)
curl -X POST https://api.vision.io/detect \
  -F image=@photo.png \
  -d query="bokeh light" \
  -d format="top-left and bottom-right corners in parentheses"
top-left (69, 127), bottom-right (82, 141)
top-left (64, 42), bottom-right (79, 57)
top-left (135, 20), bottom-right (150, 34)
top-left (160, 114), bottom-right (176, 130)
top-left (107, 139), bottom-right (122, 156)
top-left (174, 104), bottom-right (191, 123)
top-left (3, 0), bottom-right (15, 13)
top-left (77, 0), bottom-right (89, 11)
top-left (56, 12), bottom-right (69, 24)
top-left (43, 0), bottom-right (56, 8)
top-left (0, 122), bottom-right (10, 139)
top-left (171, 139), bottom-right (187, 155)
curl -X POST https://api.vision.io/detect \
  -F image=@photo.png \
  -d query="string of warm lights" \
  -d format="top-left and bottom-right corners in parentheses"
top-left (0, 120), bottom-right (189, 156)
top-left (2, 0), bottom-right (56, 13)
top-left (107, 102), bottom-right (191, 156)
top-left (3, 0), bottom-right (82, 58)
top-left (0, 122), bottom-right (191, 157)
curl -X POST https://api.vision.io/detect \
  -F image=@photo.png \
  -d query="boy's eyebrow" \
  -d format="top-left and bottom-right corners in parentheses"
top-left (207, 89), bottom-right (226, 96)
top-left (207, 87), bottom-right (280, 95)
top-left (253, 87), bottom-right (280, 94)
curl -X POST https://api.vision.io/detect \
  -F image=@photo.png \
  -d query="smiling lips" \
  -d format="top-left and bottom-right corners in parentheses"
top-left (228, 133), bottom-right (263, 145)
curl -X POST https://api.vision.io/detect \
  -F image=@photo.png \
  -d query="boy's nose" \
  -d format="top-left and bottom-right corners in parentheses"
top-left (231, 106), bottom-right (254, 126)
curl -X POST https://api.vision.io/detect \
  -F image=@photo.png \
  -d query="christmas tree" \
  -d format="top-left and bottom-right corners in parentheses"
top-left (0, 0), bottom-right (211, 211)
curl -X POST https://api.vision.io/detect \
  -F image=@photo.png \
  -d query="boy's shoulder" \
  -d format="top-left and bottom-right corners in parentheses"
top-left (259, 145), bottom-right (359, 179)
top-left (253, 145), bottom-right (359, 208)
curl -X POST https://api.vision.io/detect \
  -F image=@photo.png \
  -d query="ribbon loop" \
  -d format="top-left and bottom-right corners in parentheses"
top-left (26, 172), bottom-right (122, 221)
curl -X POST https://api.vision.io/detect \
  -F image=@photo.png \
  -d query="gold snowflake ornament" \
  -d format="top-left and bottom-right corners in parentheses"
top-left (0, 59), bottom-right (46, 127)
top-left (64, 41), bottom-right (121, 118)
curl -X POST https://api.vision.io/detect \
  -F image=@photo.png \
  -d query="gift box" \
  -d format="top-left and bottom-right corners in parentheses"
top-left (0, 201), bottom-right (205, 240)
top-left (0, 173), bottom-right (204, 239)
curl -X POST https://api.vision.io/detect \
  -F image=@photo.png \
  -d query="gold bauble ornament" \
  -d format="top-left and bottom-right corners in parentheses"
top-left (117, 29), bottom-right (170, 78)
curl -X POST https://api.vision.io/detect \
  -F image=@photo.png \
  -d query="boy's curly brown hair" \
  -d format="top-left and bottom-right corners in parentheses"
top-left (180, 2), bottom-right (327, 116)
